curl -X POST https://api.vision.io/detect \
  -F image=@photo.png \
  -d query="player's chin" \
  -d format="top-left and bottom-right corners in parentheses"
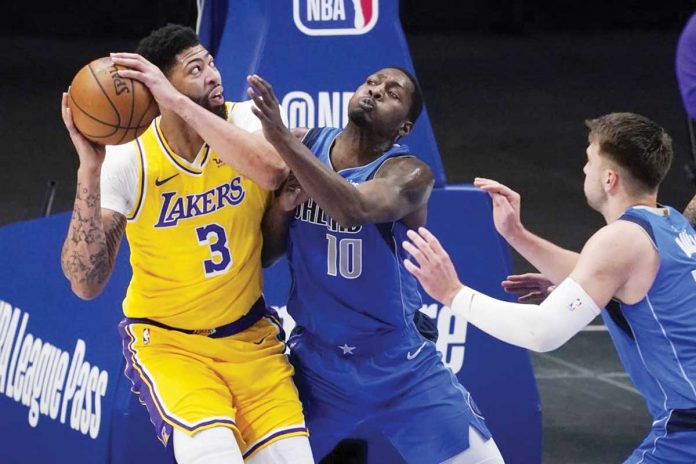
top-left (348, 108), bottom-right (371, 127)
top-left (210, 103), bottom-right (228, 120)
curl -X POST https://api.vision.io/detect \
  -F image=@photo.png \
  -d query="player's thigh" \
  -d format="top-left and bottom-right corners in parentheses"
top-left (120, 322), bottom-right (238, 440)
top-left (219, 318), bottom-right (308, 458)
top-left (374, 351), bottom-right (491, 463)
top-left (441, 427), bottom-right (504, 464)
top-left (245, 436), bottom-right (313, 464)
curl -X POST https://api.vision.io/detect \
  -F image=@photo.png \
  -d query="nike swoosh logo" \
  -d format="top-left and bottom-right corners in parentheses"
top-left (406, 342), bottom-right (427, 360)
top-left (155, 173), bottom-right (180, 186)
top-left (253, 336), bottom-right (267, 345)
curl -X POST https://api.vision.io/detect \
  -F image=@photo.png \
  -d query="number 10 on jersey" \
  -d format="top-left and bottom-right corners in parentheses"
top-left (326, 234), bottom-right (362, 279)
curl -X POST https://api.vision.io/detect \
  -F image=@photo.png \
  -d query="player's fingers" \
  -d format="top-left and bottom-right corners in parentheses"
top-left (518, 291), bottom-right (546, 303)
top-left (249, 74), bottom-right (279, 105)
top-left (506, 273), bottom-right (543, 282)
top-left (116, 69), bottom-right (146, 83)
top-left (250, 105), bottom-right (267, 122)
top-left (502, 285), bottom-right (541, 295)
top-left (417, 227), bottom-right (448, 256)
top-left (403, 258), bottom-right (423, 279)
top-left (402, 240), bottom-right (430, 266)
top-left (247, 88), bottom-right (267, 112)
top-left (477, 183), bottom-right (516, 200)
top-left (405, 229), bottom-right (434, 260)
top-left (110, 56), bottom-right (145, 72)
top-left (246, 75), bottom-right (272, 106)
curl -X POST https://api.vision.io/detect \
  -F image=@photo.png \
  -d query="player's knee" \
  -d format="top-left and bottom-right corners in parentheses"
top-left (246, 435), bottom-right (314, 464)
top-left (173, 427), bottom-right (243, 464)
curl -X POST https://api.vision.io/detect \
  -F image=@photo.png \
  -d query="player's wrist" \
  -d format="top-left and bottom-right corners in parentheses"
top-left (77, 162), bottom-right (102, 177)
top-left (504, 222), bottom-right (529, 248)
top-left (444, 283), bottom-right (466, 309)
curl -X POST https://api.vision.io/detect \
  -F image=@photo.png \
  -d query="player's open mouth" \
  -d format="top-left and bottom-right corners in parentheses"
top-left (209, 86), bottom-right (224, 105)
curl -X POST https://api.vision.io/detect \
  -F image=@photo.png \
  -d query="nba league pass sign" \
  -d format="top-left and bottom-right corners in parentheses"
top-left (293, 0), bottom-right (379, 35)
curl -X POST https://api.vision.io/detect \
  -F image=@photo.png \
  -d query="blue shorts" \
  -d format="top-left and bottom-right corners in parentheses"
top-left (288, 327), bottom-right (491, 464)
top-left (623, 413), bottom-right (696, 463)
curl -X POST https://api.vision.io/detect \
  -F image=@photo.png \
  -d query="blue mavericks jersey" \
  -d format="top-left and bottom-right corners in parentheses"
top-left (602, 206), bottom-right (696, 422)
top-left (287, 127), bottom-right (423, 341)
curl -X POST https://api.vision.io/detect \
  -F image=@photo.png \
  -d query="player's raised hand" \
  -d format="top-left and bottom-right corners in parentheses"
top-left (473, 177), bottom-right (525, 241)
top-left (110, 53), bottom-right (179, 109)
top-left (502, 273), bottom-right (556, 304)
top-left (61, 91), bottom-right (105, 168)
top-left (247, 74), bottom-right (291, 146)
top-left (403, 227), bottom-right (463, 308)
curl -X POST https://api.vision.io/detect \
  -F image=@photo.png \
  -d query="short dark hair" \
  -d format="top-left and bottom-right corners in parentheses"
top-left (136, 24), bottom-right (200, 76)
top-left (387, 66), bottom-right (424, 123)
top-left (585, 112), bottom-right (673, 192)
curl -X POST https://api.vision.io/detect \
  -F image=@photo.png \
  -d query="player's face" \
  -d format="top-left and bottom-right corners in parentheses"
top-left (169, 45), bottom-right (227, 119)
top-left (583, 140), bottom-right (607, 211)
top-left (348, 68), bottom-right (414, 137)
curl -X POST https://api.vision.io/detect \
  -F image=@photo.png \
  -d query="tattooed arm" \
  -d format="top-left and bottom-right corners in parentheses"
top-left (685, 193), bottom-right (696, 228)
top-left (60, 91), bottom-right (126, 299)
top-left (60, 179), bottom-right (126, 299)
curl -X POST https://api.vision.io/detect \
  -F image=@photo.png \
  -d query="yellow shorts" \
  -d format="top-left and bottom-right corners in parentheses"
top-left (118, 315), bottom-right (307, 459)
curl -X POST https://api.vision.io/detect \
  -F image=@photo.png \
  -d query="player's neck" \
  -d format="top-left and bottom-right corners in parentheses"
top-left (603, 193), bottom-right (658, 223)
top-left (159, 111), bottom-right (205, 163)
top-left (332, 124), bottom-right (394, 170)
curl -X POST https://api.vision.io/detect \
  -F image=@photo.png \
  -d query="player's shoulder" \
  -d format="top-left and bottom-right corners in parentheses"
top-left (583, 220), bottom-right (656, 264)
top-left (225, 100), bottom-right (261, 132)
top-left (377, 154), bottom-right (433, 182)
top-left (104, 142), bottom-right (139, 169)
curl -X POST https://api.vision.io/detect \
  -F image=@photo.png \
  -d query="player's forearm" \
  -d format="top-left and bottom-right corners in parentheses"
top-left (261, 204), bottom-right (294, 268)
top-left (173, 96), bottom-right (288, 189)
top-left (268, 133), bottom-right (372, 227)
top-left (452, 278), bottom-right (599, 352)
top-left (684, 193), bottom-right (696, 228)
top-left (506, 228), bottom-right (580, 285)
top-left (61, 168), bottom-right (114, 299)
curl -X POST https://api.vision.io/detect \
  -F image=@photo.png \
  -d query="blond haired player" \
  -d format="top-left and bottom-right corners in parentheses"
top-left (60, 25), bottom-right (312, 464)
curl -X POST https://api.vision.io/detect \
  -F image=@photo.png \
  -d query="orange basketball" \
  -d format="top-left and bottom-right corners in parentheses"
top-left (68, 57), bottom-right (158, 145)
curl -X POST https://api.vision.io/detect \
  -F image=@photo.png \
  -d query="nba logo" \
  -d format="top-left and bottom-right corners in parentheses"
top-left (293, 0), bottom-right (379, 36)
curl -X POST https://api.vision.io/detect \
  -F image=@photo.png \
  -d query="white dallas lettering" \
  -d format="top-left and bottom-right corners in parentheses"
top-left (0, 300), bottom-right (108, 439)
top-left (675, 230), bottom-right (696, 258)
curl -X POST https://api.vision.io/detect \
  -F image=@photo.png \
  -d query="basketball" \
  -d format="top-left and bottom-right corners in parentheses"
top-left (68, 57), bottom-right (158, 145)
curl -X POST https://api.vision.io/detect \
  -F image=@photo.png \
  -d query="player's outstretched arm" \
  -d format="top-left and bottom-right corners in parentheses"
top-left (474, 177), bottom-right (580, 284)
top-left (60, 92), bottom-right (125, 299)
top-left (248, 75), bottom-right (434, 228)
top-left (110, 53), bottom-right (288, 190)
top-left (403, 224), bottom-right (652, 352)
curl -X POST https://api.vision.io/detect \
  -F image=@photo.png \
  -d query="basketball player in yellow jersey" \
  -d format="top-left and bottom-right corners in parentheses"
top-left (60, 25), bottom-right (313, 464)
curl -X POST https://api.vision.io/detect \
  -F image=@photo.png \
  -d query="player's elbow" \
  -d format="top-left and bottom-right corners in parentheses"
top-left (331, 210), bottom-right (365, 229)
top-left (260, 163), bottom-right (290, 191)
top-left (70, 281), bottom-right (105, 301)
top-left (525, 330), bottom-right (568, 353)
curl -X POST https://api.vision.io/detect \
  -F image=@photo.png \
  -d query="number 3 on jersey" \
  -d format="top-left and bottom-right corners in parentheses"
top-left (196, 223), bottom-right (232, 277)
top-left (326, 233), bottom-right (362, 279)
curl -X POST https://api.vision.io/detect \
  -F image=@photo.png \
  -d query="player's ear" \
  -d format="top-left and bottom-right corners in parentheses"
top-left (398, 121), bottom-right (413, 138)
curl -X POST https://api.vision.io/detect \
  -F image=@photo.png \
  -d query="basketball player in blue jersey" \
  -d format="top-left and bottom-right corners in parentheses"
top-left (405, 113), bottom-right (696, 463)
top-left (248, 70), bottom-right (504, 464)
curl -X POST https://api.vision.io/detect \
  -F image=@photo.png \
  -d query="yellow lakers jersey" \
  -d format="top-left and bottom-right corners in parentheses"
top-left (122, 102), bottom-right (271, 329)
